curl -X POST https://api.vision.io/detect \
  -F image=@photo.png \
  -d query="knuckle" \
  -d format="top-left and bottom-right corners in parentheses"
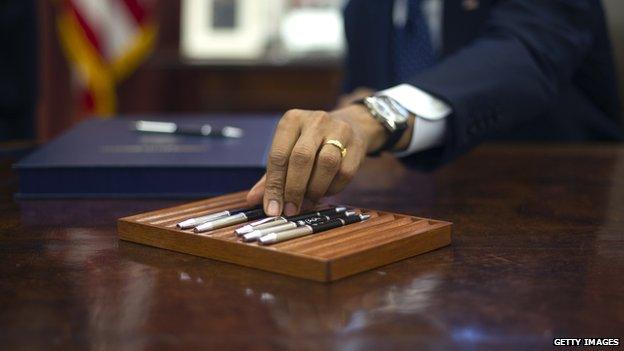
top-left (268, 149), bottom-right (289, 168)
top-left (311, 111), bottom-right (330, 125)
top-left (318, 152), bottom-right (341, 171)
top-left (264, 177), bottom-right (284, 192)
top-left (280, 110), bottom-right (301, 125)
top-left (290, 146), bottom-right (314, 167)
top-left (285, 109), bottom-right (303, 118)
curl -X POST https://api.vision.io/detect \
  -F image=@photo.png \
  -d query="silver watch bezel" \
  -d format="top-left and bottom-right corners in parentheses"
top-left (363, 96), bottom-right (410, 133)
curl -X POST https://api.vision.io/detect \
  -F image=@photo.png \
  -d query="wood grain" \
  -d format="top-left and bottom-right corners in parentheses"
top-left (118, 192), bottom-right (452, 282)
top-left (5, 144), bottom-right (624, 350)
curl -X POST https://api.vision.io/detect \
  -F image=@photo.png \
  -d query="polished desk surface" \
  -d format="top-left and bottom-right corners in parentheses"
top-left (1, 144), bottom-right (623, 350)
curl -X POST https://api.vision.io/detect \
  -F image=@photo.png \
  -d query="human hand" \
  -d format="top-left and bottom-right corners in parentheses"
top-left (246, 105), bottom-right (387, 216)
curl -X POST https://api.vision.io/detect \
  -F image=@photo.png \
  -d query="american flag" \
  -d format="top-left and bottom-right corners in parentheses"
top-left (56, 0), bottom-right (157, 116)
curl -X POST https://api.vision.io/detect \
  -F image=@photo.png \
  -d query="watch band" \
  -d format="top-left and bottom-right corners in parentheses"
top-left (377, 123), bottom-right (405, 155)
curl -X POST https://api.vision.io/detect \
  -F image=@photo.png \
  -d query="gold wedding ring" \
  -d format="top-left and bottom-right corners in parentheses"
top-left (324, 139), bottom-right (347, 158)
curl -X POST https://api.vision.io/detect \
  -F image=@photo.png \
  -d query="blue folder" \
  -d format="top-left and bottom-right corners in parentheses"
top-left (14, 115), bottom-right (279, 198)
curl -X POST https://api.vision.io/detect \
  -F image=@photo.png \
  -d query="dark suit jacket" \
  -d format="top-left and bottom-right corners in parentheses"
top-left (0, 0), bottom-right (37, 141)
top-left (343, 0), bottom-right (623, 168)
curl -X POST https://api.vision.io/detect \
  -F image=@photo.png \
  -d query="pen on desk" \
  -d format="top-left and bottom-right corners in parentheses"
top-left (134, 120), bottom-right (244, 138)
top-left (194, 208), bottom-right (265, 233)
top-left (259, 213), bottom-right (371, 245)
top-left (234, 216), bottom-right (283, 236)
top-left (235, 206), bottom-right (348, 235)
top-left (242, 210), bottom-right (355, 242)
top-left (176, 205), bottom-right (260, 229)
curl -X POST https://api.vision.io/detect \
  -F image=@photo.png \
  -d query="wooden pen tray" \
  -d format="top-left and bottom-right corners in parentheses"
top-left (118, 191), bottom-right (452, 282)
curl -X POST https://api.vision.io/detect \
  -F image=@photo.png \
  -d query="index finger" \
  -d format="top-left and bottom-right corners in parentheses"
top-left (246, 174), bottom-right (266, 206)
top-left (263, 110), bottom-right (302, 215)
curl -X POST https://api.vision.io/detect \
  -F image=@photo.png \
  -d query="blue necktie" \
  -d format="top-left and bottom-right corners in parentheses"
top-left (391, 0), bottom-right (435, 84)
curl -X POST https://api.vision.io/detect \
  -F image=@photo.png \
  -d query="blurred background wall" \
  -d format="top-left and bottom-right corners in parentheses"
top-left (37, 0), bottom-right (345, 141)
top-left (13, 0), bottom-right (624, 142)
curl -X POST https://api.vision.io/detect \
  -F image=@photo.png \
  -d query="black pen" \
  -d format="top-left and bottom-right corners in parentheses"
top-left (242, 210), bottom-right (355, 242)
top-left (177, 205), bottom-right (260, 229)
top-left (259, 213), bottom-right (371, 245)
top-left (194, 208), bottom-right (265, 233)
top-left (235, 206), bottom-right (348, 235)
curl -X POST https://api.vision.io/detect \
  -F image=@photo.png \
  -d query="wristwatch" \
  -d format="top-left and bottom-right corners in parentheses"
top-left (358, 95), bottom-right (411, 155)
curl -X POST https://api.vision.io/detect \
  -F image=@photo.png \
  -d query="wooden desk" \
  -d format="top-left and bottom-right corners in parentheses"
top-left (1, 144), bottom-right (623, 350)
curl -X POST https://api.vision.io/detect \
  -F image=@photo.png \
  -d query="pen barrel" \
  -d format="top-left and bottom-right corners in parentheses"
top-left (286, 212), bottom-right (322, 222)
top-left (218, 213), bottom-right (247, 227)
top-left (229, 206), bottom-right (259, 216)
top-left (343, 215), bottom-right (361, 225)
top-left (252, 218), bottom-right (288, 231)
top-left (175, 125), bottom-right (204, 136)
top-left (177, 210), bottom-right (230, 228)
top-left (274, 226), bottom-right (313, 242)
top-left (262, 222), bottom-right (297, 234)
top-left (245, 209), bottom-right (266, 221)
top-left (243, 222), bottom-right (298, 242)
top-left (311, 219), bottom-right (345, 233)
top-left (286, 206), bottom-right (346, 222)
top-left (194, 210), bottom-right (230, 223)
top-left (196, 213), bottom-right (246, 232)
top-left (184, 205), bottom-right (261, 230)
top-left (317, 207), bottom-right (347, 216)
top-left (297, 215), bottom-right (330, 226)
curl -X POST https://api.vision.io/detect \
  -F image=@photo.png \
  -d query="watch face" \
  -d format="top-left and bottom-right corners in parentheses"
top-left (386, 98), bottom-right (410, 122)
top-left (376, 96), bottom-right (409, 129)
top-left (372, 97), bottom-right (397, 130)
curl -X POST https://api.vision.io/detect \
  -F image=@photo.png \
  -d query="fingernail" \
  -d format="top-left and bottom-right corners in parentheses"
top-left (267, 200), bottom-right (280, 216)
top-left (284, 202), bottom-right (298, 216)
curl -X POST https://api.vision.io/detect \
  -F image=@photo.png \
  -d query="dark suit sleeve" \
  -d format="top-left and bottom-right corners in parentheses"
top-left (401, 0), bottom-right (596, 168)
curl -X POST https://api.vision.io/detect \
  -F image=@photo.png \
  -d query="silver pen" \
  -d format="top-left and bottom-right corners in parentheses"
top-left (177, 206), bottom-right (259, 229)
top-left (235, 206), bottom-right (347, 235)
top-left (235, 217), bottom-right (288, 236)
top-left (194, 209), bottom-right (265, 233)
top-left (134, 120), bottom-right (244, 138)
top-left (259, 213), bottom-right (371, 245)
top-left (242, 222), bottom-right (298, 242)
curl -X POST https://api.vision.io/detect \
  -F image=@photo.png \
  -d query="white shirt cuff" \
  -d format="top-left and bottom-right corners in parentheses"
top-left (378, 84), bottom-right (452, 157)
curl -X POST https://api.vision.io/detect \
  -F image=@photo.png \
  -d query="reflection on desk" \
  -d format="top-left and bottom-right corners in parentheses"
top-left (2, 144), bottom-right (623, 350)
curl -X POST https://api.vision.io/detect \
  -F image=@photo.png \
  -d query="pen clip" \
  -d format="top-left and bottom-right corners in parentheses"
top-left (248, 216), bottom-right (281, 227)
